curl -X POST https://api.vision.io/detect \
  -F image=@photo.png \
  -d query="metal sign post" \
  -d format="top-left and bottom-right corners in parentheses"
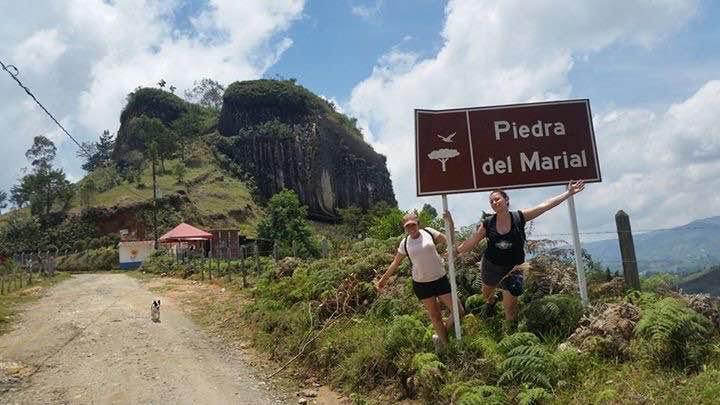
top-left (442, 195), bottom-right (462, 340)
top-left (567, 194), bottom-right (588, 305)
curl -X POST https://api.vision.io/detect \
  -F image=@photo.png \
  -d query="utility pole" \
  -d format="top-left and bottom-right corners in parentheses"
top-left (151, 144), bottom-right (159, 249)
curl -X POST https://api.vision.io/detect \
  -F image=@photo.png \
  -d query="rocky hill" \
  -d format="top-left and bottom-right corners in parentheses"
top-left (112, 80), bottom-right (396, 222)
top-left (215, 80), bottom-right (396, 220)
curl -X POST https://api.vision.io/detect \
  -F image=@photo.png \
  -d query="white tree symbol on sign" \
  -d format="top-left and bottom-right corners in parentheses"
top-left (428, 149), bottom-right (460, 172)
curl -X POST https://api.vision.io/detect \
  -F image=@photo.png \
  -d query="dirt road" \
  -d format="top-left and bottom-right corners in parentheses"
top-left (0, 273), bottom-right (288, 404)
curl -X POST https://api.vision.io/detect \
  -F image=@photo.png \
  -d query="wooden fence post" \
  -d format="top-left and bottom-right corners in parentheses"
top-left (615, 210), bottom-right (641, 290)
top-left (321, 239), bottom-right (329, 258)
top-left (240, 246), bottom-right (246, 288)
top-left (254, 242), bottom-right (260, 274)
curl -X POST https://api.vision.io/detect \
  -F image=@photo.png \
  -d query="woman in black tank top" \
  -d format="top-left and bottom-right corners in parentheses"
top-left (445, 180), bottom-right (586, 324)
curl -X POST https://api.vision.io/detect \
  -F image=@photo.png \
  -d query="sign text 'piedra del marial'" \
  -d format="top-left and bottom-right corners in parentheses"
top-left (415, 99), bottom-right (601, 196)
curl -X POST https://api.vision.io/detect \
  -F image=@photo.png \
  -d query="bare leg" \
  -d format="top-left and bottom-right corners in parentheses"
top-left (482, 284), bottom-right (497, 303)
top-left (422, 297), bottom-right (448, 345)
top-left (502, 290), bottom-right (519, 321)
top-left (437, 293), bottom-right (465, 336)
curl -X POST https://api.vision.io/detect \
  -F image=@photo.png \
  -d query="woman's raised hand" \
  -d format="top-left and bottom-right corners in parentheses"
top-left (443, 210), bottom-right (454, 227)
top-left (568, 179), bottom-right (585, 195)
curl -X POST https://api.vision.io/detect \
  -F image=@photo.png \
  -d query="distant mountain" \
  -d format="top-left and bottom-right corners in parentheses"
top-left (582, 216), bottom-right (720, 274)
top-left (679, 267), bottom-right (720, 296)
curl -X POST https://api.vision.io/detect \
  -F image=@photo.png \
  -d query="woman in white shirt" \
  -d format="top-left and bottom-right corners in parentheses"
top-left (376, 212), bottom-right (464, 347)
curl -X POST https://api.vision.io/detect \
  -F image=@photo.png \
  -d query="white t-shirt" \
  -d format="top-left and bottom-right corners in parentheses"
top-left (398, 227), bottom-right (445, 282)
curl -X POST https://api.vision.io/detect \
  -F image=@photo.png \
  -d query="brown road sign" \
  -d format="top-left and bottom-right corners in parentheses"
top-left (415, 99), bottom-right (601, 196)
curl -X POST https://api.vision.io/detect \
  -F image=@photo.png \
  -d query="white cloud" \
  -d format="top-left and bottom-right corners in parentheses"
top-left (1, 0), bottom-right (305, 196)
top-left (351, 1), bottom-right (384, 20)
top-left (348, 0), bottom-right (702, 240)
top-left (12, 29), bottom-right (68, 72)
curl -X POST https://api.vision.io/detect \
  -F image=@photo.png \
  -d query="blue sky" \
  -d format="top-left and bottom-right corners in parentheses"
top-left (2, 0), bottom-right (720, 243)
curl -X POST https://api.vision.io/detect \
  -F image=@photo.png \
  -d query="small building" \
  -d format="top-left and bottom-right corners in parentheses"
top-left (210, 229), bottom-right (245, 258)
top-left (159, 223), bottom-right (214, 260)
top-left (118, 240), bottom-right (156, 269)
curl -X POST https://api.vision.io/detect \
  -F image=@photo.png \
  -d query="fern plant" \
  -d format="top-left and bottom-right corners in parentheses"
top-left (518, 294), bottom-right (583, 340)
top-left (409, 353), bottom-right (447, 403)
top-left (498, 332), bottom-right (541, 355)
top-left (517, 387), bottom-right (552, 405)
top-left (442, 381), bottom-right (505, 405)
top-left (635, 297), bottom-right (713, 371)
top-left (497, 332), bottom-right (552, 389)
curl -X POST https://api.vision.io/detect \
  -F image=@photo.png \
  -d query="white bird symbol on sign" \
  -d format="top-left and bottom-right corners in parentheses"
top-left (437, 132), bottom-right (456, 143)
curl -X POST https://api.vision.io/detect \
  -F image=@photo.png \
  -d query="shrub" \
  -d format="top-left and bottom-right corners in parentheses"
top-left (499, 344), bottom-right (552, 389)
top-left (384, 315), bottom-right (429, 368)
top-left (140, 251), bottom-right (183, 275)
top-left (443, 381), bottom-right (505, 405)
top-left (257, 190), bottom-right (320, 258)
top-left (409, 353), bottom-right (447, 403)
top-left (465, 294), bottom-right (486, 315)
top-left (635, 297), bottom-right (713, 371)
top-left (498, 332), bottom-right (541, 355)
top-left (368, 209), bottom-right (404, 240)
top-left (518, 295), bottom-right (584, 340)
top-left (56, 247), bottom-right (118, 272)
top-left (517, 387), bottom-right (552, 405)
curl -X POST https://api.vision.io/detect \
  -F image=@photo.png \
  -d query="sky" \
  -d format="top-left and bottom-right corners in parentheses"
top-left (2, 0), bottom-right (720, 244)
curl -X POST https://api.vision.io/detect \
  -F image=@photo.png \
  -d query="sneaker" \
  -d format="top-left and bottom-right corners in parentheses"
top-left (482, 301), bottom-right (497, 318)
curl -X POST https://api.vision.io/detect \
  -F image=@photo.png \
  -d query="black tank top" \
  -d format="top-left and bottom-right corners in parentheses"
top-left (483, 211), bottom-right (526, 266)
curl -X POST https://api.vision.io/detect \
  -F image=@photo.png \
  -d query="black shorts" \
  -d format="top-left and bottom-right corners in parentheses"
top-left (412, 275), bottom-right (451, 300)
top-left (480, 258), bottom-right (524, 296)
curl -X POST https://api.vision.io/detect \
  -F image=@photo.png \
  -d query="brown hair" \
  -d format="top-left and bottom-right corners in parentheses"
top-left (489, 189), bottom-right (508, 201)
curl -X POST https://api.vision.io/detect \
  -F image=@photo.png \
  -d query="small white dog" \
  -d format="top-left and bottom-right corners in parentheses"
top-left (150, 300), bottom-right (161, 323)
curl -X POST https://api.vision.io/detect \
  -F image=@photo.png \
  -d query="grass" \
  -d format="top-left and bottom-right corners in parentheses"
top-left (67, 140), bottom-right (261, 233)
top-left (0, 272), bottom-right (71, 335)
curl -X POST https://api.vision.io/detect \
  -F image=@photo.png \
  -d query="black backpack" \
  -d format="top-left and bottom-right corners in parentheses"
top-left (483, 211), bottom-right (526, 245)
top-left (403, 228), bottom-right (435, 268)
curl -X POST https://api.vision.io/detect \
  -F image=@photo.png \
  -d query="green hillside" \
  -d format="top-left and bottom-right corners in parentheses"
top-left (72, 140), bottom-right (259, 236)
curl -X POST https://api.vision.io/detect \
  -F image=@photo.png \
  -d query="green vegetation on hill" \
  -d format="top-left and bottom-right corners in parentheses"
top-left (144, 230), bottom-right (720, 404)
top-left (220, 79), bottom-right (363, 139)
top-left (74, 139), bottom-right (259, 236)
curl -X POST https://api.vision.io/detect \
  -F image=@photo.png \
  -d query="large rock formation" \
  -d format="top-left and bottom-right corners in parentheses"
top-left (112, 88), bottom-right (189, 159)
top-left (216, 80), bottom-right (396, 220)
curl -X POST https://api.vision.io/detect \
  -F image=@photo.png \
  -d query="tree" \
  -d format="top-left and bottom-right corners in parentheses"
top-left (257, 190), bottom-right (319, 257)
top-left (25, 135), bottom-right (56, 170)
top-left (173, 162), bottom-right (187, 185)
top-left (0, 190), bottom-right (7, 214)
top-left (10, 184), bottom-right (27, 208)
top-left (184, 78), bottom-right (225, 111)
top-left (79, 130), bottom-right (115, 172)
top-left (368, 208), bottom-right (405, 240)
top-left (14, 136), bottom-right (74, 216)
top-left (17, 168), bottom-right (74, 216)
top-left (171, 112), bottom-right (201, 160)
top-left (127, 116), bottom-right (177, 172)
top-left (0, 214), bottom-right (42, 252)
top-left (116, 150), bottom-right (146, 183)
top-left (78, 179), bottom-right (96, 208)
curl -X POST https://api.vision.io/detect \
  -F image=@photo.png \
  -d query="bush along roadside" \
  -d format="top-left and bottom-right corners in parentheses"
top-left (56, 247), bottom-right (119, 272)
top-left (149, 235), bottom-right (720, 404)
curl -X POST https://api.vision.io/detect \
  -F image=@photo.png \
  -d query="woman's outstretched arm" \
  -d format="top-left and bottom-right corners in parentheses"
top-left (521, 180), bottom-right (586, 222)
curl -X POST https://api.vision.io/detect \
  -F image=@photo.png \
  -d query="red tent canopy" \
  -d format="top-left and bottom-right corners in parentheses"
top-left (159, 223), bottom-right (213, 242)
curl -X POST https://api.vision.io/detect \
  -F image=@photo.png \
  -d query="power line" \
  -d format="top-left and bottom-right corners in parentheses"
top-left (0, 58), bottom-right (93, 158)
top-left (530, 225), bottom-right (719, 238)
